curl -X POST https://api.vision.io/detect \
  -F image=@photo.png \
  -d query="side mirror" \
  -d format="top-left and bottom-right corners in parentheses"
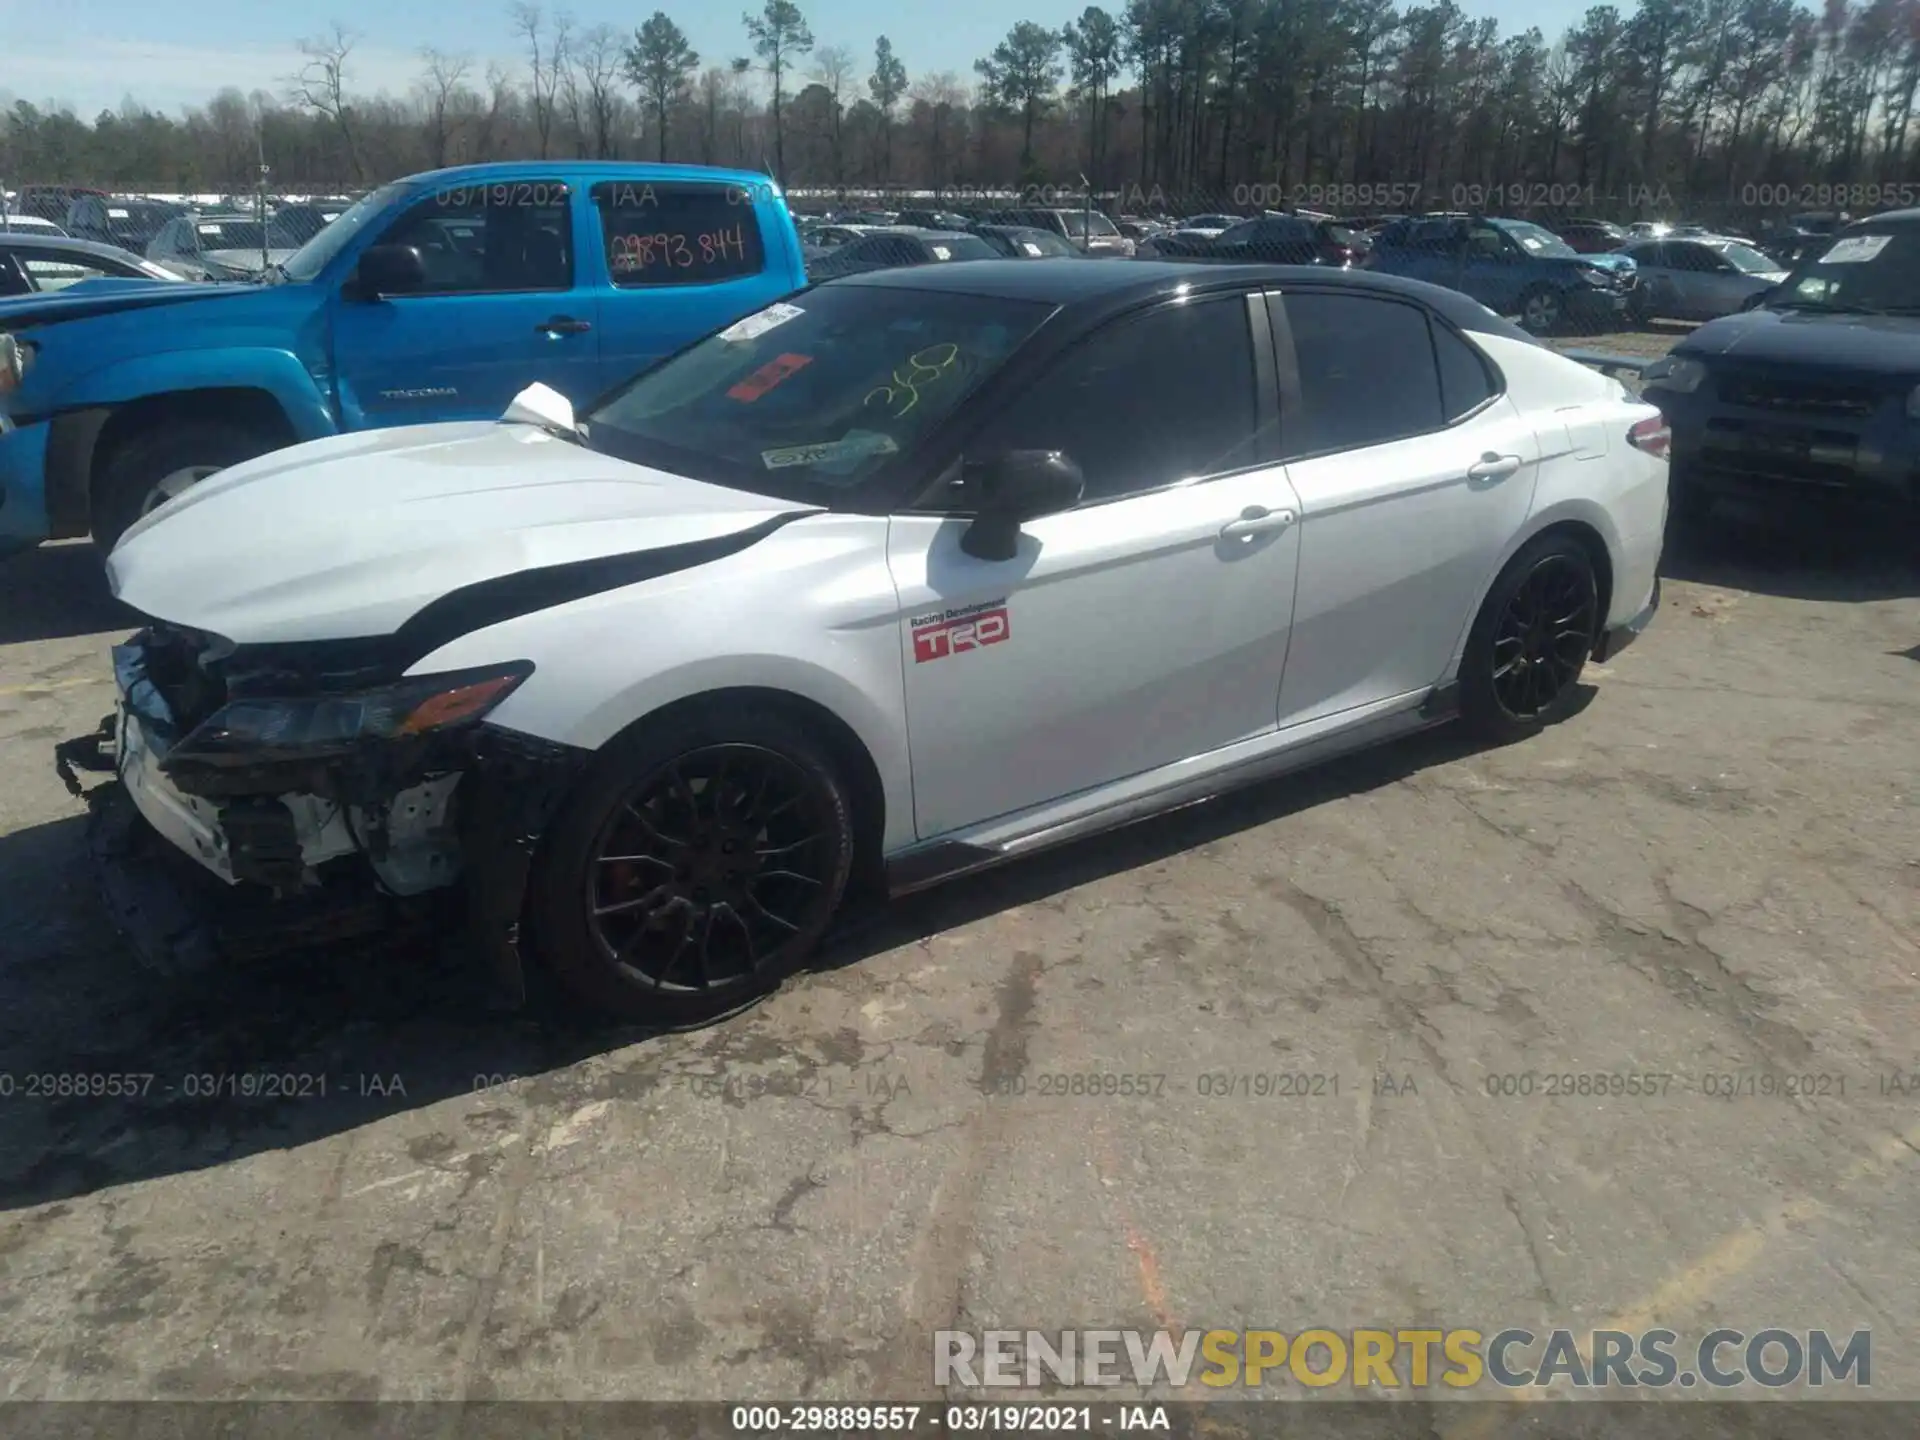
top-left (958, 450), bottom-right (1085, 562)
top-left (349, 243), bottom-right (425, 299)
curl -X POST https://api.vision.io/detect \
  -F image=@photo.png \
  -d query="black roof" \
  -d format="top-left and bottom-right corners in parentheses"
top-left (828, 258), bottom-right (1536, 340)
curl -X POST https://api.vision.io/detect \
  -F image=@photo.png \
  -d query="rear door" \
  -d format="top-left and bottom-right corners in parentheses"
top-left (328, 177), bottom-right (599, 426)
top-left (589, 181), bottom-right (791, 393)
top-left (1269, 288), bottom-right (1540, 728)
top-left (889, 291), bottom-right (1303, 838)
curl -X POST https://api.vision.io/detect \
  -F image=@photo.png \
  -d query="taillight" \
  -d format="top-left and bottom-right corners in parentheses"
top-left (1628, 414), bottom-right (1670, 460)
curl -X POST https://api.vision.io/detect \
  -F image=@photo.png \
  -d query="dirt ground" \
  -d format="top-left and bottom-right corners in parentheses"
top-left (1, 475), bottom-right (1917, 1421)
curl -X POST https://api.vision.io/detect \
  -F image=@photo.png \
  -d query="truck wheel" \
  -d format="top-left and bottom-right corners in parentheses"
top-left (1519, 286), bottom-right (1564, 335)
top-left (93, 421), bottom-right (276, 555)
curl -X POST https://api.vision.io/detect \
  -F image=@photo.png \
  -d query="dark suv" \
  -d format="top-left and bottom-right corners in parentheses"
top-left (988, 207), bottom-right (1135, 257)
top-left (1643, 209), bottom-right (1920, 520)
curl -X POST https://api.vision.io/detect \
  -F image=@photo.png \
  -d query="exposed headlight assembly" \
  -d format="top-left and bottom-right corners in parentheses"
top-left (1642, 355), bottom-right (1707, 393)
top-left (165, 662), bottom-right (533, 768)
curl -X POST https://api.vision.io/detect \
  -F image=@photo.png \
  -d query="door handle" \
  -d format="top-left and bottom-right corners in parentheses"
top-left (536, 316), bottom-right (592, 335)
top-left (1219, 505), bottom-right (1297, 540)
top-left (1467, 453), bottom-right (1523, 482)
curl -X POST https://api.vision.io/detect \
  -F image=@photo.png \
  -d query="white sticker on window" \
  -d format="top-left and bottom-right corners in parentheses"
top-left (1819, 235), bottom-right (1890, 264)
top-left (108, 207), bottom-right (130, 218)
top-left (1021, 242), bottom-right (1043, 256)
top-left (198, 224), bottom-right (222, 236)
top-left (718, 301), bottom-right (804, 343)
top-left (931, 245), bottom-right (951, 260)
top-left (761, 432), bottom-right (899, 470)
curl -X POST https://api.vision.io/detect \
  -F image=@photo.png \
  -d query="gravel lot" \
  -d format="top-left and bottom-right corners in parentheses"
top-left (1, 442), bottom-right (1917, 1420)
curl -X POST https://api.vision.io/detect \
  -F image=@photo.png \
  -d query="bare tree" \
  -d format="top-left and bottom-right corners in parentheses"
top-left (288, 23), bottom-right (364, 180)
top-left (415, 48), bottom-right (472, 169)
top-left (810, 45), bottom-right (857, 182)
top-left (559, 23), bottom-right (625, 158)
top-left (512, 2), bottom-right (572, 158)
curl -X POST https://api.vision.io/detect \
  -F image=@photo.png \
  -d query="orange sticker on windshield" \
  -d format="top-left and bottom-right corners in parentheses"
top-left (728, 352), bottom-right (812, 402)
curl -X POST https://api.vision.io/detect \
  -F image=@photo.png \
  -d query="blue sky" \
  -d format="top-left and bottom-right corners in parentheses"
top-left (3, 0), bottom-right (1592, 118)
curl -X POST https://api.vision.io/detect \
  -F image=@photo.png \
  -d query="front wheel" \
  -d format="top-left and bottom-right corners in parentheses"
top-left (1519, 285), bottom-right (1564, 335)
top-left (93, 420), bottom-right (276, 554)
top-left (527, 706), bottom-right (856, 1024)
top-left (1459, 534), bottom-right (1600, 744)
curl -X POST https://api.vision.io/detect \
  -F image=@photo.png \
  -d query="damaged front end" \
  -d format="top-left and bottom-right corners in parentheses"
top-left (57, 623), bottom-right (586, 1006)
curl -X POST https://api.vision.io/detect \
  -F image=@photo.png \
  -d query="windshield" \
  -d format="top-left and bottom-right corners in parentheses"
top-left (1778, 230), bottom-right (1920, 311)
top-left (280, 183), bottom-right (404, 282)
top-left (583, 284), bottom-right (1055, 501)
top-left (1717, 242), bottom-right (1780, 275)
top-left (1061, 212), bottom-right (1118, 237)
top-left (1496, 221), bottom-right (1578, 257)
top-left (195, 221), bottom-right (268, 250)
top-left (267, 209), bottom-right (343, 248)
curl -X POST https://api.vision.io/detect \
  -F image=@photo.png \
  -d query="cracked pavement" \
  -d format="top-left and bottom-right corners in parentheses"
top-left (0, 510), bottom-right (1916, 1413)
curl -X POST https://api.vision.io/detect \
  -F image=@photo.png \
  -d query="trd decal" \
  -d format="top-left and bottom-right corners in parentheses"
top-left (911, 599), bottom-right (1010, 663)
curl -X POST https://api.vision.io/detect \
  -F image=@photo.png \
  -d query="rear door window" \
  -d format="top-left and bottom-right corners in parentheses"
top-left (1274, 291), bottom-right (1447, 456)
top-left (595, 183), bottom-right (767, 287)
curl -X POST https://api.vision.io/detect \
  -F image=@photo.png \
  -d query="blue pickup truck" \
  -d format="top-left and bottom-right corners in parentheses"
top-left (1367, 215), bottom-right (1639, 335)
top-left (0, 161), bottom-right (807, 554)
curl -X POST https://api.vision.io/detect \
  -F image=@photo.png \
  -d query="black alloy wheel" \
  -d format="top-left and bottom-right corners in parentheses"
top-left (531, 708), bottom-right (854, 1022)
top-left (1460, 534), bottom-right (1600, 742)
top-left (1489, 556), bottom-right (1597, 721)
top-left (588, 745), bottom-right (835, 992)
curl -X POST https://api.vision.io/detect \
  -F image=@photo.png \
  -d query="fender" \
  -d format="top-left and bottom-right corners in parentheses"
top-left (1438, 495), bottom-right (1627, 679)
top-left (37, 349), bottom-right (338, 534)
top-left (556, 650), bottom-right (916, 853)
top-left (49, 348), bottom-right (337, 442)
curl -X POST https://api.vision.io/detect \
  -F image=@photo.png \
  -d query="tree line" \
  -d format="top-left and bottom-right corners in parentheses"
top-left (4, 0), bottom-right (1919, 217)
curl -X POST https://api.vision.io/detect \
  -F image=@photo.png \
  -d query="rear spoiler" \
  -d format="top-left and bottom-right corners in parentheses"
top-left (1557, 349), bottom-right (1652, 386)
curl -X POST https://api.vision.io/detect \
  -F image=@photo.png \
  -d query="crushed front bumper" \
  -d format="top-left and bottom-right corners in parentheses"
top-left (57, 631), bottom-right (591, 1007)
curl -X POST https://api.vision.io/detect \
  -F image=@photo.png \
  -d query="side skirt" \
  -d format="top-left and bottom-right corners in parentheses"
top-left (884, 686), bottom-right (1459, 898)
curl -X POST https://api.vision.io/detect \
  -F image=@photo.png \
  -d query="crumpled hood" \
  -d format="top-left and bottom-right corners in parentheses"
top-left (1678, 306), bottom-right (1920, 375)
top-left (1573, 252), bottom-right (1635, 274)
top-left (107, 421), bottom-right (819, 645)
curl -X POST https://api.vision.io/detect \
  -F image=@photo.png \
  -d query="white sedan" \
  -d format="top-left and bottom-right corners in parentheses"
top-left (80, 262), bottom-right (1670, 1022)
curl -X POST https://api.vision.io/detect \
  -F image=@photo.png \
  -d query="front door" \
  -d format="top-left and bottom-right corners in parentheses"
top-left (889, 292), bottom-right (1303, 839)
top-left (1269, 288), bottom-right (1541, 728)
top-left (329, 178), bottom-right (600, 428)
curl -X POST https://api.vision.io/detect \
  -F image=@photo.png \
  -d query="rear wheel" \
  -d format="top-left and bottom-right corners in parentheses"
top-left (1460, 534), bottom-right (1600, 744)
top-left (528, 706), bottom-right (855, 1024)
top-left (93, 420), bottom-right (276, 554)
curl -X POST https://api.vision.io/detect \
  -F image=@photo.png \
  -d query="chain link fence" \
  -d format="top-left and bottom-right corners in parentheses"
top-left (5, 176), bottom-right (1857, 339)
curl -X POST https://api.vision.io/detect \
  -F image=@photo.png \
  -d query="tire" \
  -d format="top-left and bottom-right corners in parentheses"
top-left (1459, 532), bottom-right (1601, 745)
top-left (527, 704), bottom-right (856, 1024)
top-left (1628, 287), bottom-right (1656, 327)
top-left (93, 420), bottom-right (277, 555)
top-left (1519, 285), bottom-right (1564, 335)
